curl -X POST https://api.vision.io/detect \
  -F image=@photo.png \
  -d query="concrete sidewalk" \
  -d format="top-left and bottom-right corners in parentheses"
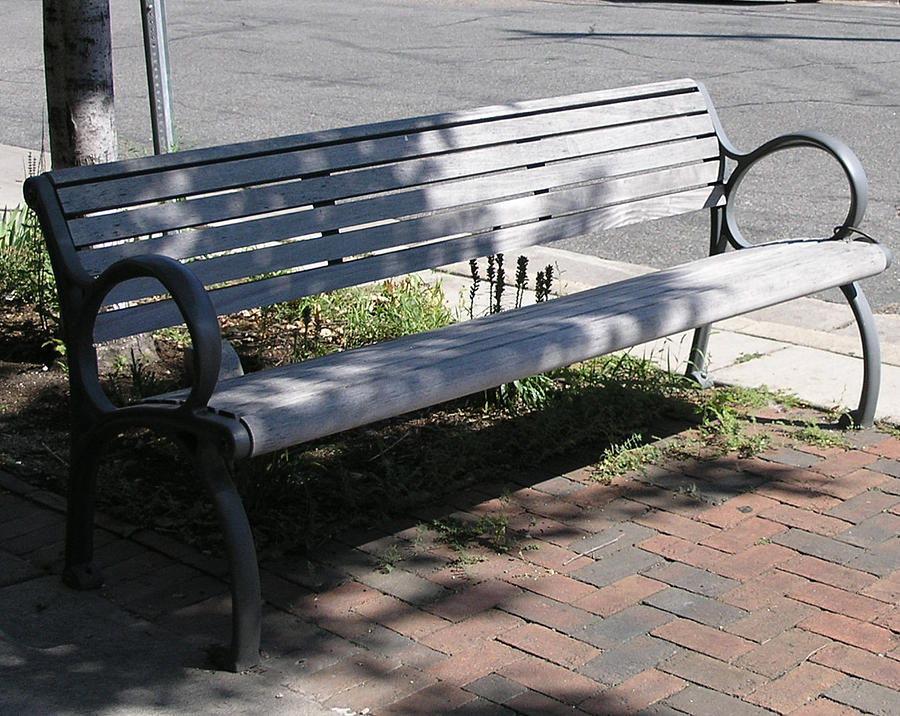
top-left (0, 143), bottom-right (46, 213)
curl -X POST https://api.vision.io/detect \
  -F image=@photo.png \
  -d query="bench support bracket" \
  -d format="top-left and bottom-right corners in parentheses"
top-left (192, 436), bottom-right (261, 672)
top-left (686, 324), bottom-right (715, 390)
top-left (841, 281), bottom-right (881, 428)
top-left (62, 432), bottom-right (105, 591)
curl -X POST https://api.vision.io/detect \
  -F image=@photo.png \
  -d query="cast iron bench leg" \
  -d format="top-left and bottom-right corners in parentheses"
top-left (841, 281), bottom-right (881, 428)
top-left (686, 324), bottom-right (715, 390)
top-left (194, 437), bottom-right (261, 672)
top-left (63, 435), bottom-right (104, 590)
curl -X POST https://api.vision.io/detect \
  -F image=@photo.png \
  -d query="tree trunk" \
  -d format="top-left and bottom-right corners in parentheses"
top-left (43, 0), bottom-right (117, 169)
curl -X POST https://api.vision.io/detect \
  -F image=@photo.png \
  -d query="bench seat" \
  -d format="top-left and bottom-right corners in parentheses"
top-left (154, 238), bottom-right (889, 457)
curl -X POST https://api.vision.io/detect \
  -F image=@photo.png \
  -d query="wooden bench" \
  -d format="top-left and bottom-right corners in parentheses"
top-left (24, 78), bottom-right (891, 670)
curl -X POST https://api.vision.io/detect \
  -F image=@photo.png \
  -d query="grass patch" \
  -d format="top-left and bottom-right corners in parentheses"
top-left (0, 205), bottom-right (58, 335)
top-left (794, 421), bottom-right (851, 450)
top-left (431, 514), bottom-right (513, 554)
top-left (593, 433), bottom-right (664, 483)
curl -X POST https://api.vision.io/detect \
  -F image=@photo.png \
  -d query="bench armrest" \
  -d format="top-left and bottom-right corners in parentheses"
top-left (72, 255), bottom-right (222, 416)
top-left (723, 131), bottom-right (868, 249)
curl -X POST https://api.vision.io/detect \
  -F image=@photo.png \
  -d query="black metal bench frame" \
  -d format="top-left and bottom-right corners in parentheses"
top-left (24, 79), bottom-right (891, 671)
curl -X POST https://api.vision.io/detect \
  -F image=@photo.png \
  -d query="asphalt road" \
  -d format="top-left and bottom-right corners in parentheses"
top-left (2, 0), bottom-right (897, 309)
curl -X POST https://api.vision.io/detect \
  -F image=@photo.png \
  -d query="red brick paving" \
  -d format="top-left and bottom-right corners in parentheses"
top-left (497, 622), bottom-right (600, 669)
top-left (744, 661), bottom-right (845, 714)
top-left (498, 588), bottom-right (596, 632)
top-left (811, 642), bottom-right (900, 690)
top-left (696, 492), bottom-right (783, 529)
top-left (866, 436), bottom-right (900, 459)
top-left (719, 568), bottom-right (811, 611)
top-left (734, 627), bottom-right (831, 679)
top-left (699, 516), bottom-right (787, 554)
top-left (652, 617), bottom-right (755, 662)
top-left (725, 596), bottom-right (818, 643)
top-left (580, 668), bottom-right (686, 715)
top-left (758, 501), bottom-right (852, 536)
top-left (779, 553), bottom-right (879, 593)
top-left (789, 699), bottom-right (864, 716)
top-left (799, 610), bottom-right (898, 654)
top-left (3, 417), bottom-right (899, 715)
top-left (573, 573), bottom-right (667, 616)
top-left (787, 580), bottom-right (893, 622)
top-left (710, 542), bottom-right (796, 580)
top-left (499, 653), bottom-right (604, 703)
top-left (425, 640), bottom-right (524, 685)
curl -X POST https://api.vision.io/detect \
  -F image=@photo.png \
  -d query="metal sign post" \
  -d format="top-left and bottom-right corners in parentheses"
top-left (140, 0), bottom-right (176, 154)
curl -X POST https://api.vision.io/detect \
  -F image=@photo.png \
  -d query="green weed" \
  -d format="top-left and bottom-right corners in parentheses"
top-left (593, 433), bottom-right (664, 482)
top-left (376, 544), bottom-right (403, 574)
top-left (735, 352), bottom-right (764, 365)
top-left (0, 204), bottom-right (58, 333)
top-left (875, 421), bottom-right (900, 439)
top-left (431, 514), bottom-right (512, 554)
top-left (794, 421), bottom-right (850, 449)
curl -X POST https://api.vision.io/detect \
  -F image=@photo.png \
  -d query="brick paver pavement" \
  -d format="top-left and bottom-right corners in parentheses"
top-left (2, 417), bottom-right (899, 714)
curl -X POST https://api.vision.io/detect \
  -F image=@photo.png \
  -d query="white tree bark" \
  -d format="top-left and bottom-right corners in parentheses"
top-left (43, 0), bottom-right (117, 169)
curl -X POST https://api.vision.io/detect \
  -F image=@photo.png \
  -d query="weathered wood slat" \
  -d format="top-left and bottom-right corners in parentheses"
top-left (60, 98), bottom-right (713, 215)
top-left (168, 239), bottom-right (888, 455)
top-left (93, 184), bottom-right (724, 341)
top-left (79, 129), bottom-right (720, 274)
top-left (179, 239), bottom-right (880, 398)
top-left (51, 78), bottom-right (704, 190)
top-left (69, 116), bottom-right (717, 246)
top-left (95, 156), bottom-right (721, 306)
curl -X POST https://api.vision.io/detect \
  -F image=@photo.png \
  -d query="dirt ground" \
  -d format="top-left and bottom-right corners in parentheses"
top-left (0, 301), bottom-right (70, 484)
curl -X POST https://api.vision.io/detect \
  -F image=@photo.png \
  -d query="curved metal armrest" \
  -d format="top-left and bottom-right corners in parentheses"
top-left (723, 131), bottom-right (868, 249)
top-left (72, 255), bottom-right (222, 416)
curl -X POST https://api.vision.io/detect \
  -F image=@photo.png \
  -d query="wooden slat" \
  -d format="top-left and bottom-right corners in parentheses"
top-left (94, 156), bottom-right (721, 316)
top-left (152, 239), bottom-right (888, 456)
top-left (185, 237), bottom-right (772, 404)
top-left (78, 123), bottom-right (719, 271)
top-left (171, 238), bottom-right (871, 402)
top-left (70, 126), bottom-right (719, 250)
top-left (62, 105), bottom-right (714, 219)
top-left (93, 185), bottom-right (726, 341)
top-left (93, 143), bottom-right (721, 305)
top-left (52, 78), bottom-right (704, 191)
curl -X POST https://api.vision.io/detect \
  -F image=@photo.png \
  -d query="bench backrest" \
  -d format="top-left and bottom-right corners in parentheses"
top-left (27, 78), bottom-right (725, 343)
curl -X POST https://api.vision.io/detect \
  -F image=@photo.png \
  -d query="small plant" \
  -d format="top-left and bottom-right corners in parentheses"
top-left (467, 258), bottom-right (481, 319)
top-left (514, 255), bottom-right (529, 309)
top-left (493, 253), bottom-right (506, 314)
top-left (794, 421), bottom-right (850, 449)
top-left (467, 253), bottom-right (555, 316)
top-left (593, 432), bottom-right (664, 482)
top-left (489, 374), bottom-right (556, 412)
top-left (0, 204), bottom-right (58, 333)
top-left (376, 543), bottom-right (403, 574)
top-left (431, 514), bottom-right (512, 554)
top-left (875, 421), bottom-right (900, 439)
top-left (693, 386), bottom-right (778, 457)
top-left (228, 277), bottom-right (454, 367)
top-left (535, 265), bottom-right (554, 303)
top-left (468, 254), bottom-right (558, 412)
top-left (106, 347), bottom-right (169, 403)
top-left (735, 352), bottom-right (764, 365)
